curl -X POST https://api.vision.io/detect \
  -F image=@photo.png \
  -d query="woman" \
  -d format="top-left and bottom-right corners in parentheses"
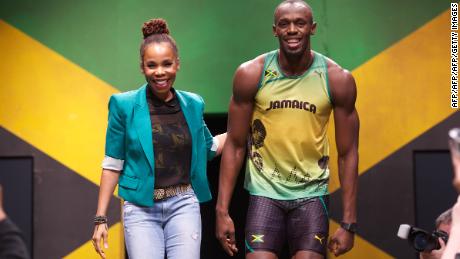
top-left (91, 18), bottom-right (226, 259)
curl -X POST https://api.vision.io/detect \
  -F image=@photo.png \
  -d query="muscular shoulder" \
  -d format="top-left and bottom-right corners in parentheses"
top-left (233, 54), bottom-right (265, 102)
top-left (326, 58), bottom-right (357, 109)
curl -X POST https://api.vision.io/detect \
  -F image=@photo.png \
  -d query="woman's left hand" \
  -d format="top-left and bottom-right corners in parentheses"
top-left (215, 133), bottom-right (227, 156)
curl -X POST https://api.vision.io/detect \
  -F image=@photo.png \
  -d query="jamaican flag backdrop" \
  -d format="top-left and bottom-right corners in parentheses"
top-left (0, 0), bottom-right (457, 258)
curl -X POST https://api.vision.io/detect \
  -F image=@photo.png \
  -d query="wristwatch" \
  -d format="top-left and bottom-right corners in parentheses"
top-left (340, 222), bottom-right (357, 234)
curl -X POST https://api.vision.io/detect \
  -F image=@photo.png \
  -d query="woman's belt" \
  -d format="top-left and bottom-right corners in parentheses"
top-left (153, 184), bottom-right (192, 201)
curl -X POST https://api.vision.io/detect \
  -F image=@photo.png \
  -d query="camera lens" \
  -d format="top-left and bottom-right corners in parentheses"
top-left (413, 233), bottom-right (429, 251)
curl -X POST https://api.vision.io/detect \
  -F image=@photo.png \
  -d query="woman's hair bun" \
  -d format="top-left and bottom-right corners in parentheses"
top-left (142, 18), bottom-right (170, 39)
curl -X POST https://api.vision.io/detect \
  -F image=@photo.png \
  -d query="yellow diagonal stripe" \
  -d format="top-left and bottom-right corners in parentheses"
top-left (64, 223), bottom-right (124, 259)
top-left (0, 19), bottom-right (119, 186)
top-left (0, 19), bottom-right (124, 257)
top-left (328, 9), bottom-right (455, 192)
top-left (328, 220), bottom-right (393, 259)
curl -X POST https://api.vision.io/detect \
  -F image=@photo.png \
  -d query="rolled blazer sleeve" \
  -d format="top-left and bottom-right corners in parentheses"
top-left (102, 95), bottom-right (126, 170)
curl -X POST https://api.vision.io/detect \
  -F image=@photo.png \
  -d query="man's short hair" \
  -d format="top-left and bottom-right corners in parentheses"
top-left (435, 208), bottom-right (453, 228)
top-left (274, 0), bottom-right (313, 24)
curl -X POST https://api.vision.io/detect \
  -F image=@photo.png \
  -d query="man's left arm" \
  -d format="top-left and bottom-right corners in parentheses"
top-left (327, 64), bottom-right (360, 256)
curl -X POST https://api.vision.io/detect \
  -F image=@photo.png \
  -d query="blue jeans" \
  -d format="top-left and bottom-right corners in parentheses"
top-left (123, 189), bottom-right (201, 259)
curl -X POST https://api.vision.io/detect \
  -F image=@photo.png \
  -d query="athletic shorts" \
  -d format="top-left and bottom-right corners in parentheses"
top-left (244, 195), bottom-right (329, 257)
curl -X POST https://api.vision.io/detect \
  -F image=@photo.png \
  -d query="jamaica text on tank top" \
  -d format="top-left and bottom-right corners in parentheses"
top-left (244, 50), bottom-right (333, 200)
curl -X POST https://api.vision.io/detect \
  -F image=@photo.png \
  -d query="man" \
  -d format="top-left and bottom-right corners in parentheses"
top-left (215, 0), bottom-right (359, 258)
top-left (441, 133), bottom-right (460, 259)
top-left (419, 208), bottom-right (452, 259)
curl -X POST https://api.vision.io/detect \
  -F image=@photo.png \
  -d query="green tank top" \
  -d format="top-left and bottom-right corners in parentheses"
top-left (244, 49), bottom-right (333, 200)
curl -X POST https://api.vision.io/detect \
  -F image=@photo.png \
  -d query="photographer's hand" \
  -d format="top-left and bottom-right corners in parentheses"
top-left (419, 238), bottom-right (446, 259)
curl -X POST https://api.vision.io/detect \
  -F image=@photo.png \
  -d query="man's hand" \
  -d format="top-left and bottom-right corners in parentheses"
top-left (216, 212), bottom-right (238, 256)
top-left (92, 223), bottom-right (109, 258)
top-left (419, 238), bottom-right (446, 259)
top-left (328, 227), bottom-right (354, 256)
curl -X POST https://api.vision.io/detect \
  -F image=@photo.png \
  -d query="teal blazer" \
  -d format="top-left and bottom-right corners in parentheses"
top-left (104, 84), bottom-right (216, 207)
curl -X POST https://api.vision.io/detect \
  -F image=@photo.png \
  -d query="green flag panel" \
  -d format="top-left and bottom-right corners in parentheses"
top-left (0, 0), bottom-right (451, 112)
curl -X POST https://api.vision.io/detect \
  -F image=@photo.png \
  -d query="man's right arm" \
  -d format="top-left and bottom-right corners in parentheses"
top-left (215, 56), bottom-right (263, 256)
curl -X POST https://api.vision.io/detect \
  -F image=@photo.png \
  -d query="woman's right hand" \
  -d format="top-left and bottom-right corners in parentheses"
top-left (92, 223), bottom-right (109, 258)
top-left (92, 169), bottom-right (120, 258)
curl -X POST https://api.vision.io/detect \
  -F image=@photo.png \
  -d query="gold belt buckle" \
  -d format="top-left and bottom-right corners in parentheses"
top-left (154, 188), bottom-right (165, 200)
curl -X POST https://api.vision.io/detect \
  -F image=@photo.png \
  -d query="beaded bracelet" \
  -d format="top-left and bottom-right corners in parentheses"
top-left (94, 215), bottom-right (108, 225)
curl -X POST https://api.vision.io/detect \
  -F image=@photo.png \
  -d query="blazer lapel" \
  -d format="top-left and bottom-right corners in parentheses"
top-left (176, 91), bottom-right (197, 172)
top-left (134, 84), bottom-right (154, 172)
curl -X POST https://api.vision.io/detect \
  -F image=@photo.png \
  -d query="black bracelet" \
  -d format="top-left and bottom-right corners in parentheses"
top-left (94, 215), bottom-right (108, 225)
